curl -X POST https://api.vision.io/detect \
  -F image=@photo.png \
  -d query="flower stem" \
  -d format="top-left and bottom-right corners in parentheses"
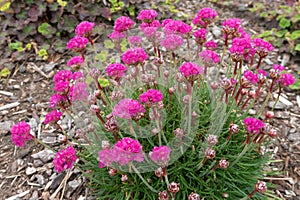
top-left (131, 164), bottom-right (158, 193)
top-left (34, 137), bottom-right (56, 153)
top-left (272, 86), bottom-right (281, 111)
top-left (230, 143), bottom-right (251, 168)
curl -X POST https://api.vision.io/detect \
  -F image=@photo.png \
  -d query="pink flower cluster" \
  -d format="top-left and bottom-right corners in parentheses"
top-left (49, 94), bottom-right (67, 108)
top-left (149, 146), bottom-right (171, 167)
top-left (160, 34), bottom-right (183, 51)
top-left (243, 117), bottom-right (265, 134)
top-left (114, 16), bottom-right (135, 32)
top-left (137, 9), bottom-right (158, 23)
top-left (199, 50), bottom-right (220, 64)
top-left (109, 31), bottom-right (127, 41)
top-left (205, 41), bottom-right (217, 50)
top-left (273, 64), bottom-right (284, 71)
top-left (75, 21), bottom-right (95, 37)
top-left (121, 47), bottom-right (148, 65)
top-left (98, 138), bottom-right (144, 167)
top-left (128, 36), bottom-right (142, 46)
top-left (11, 121), bottom-right (33, 147)
top-left (140, 20), bottom-right (161, 32)
top-left (67, 56), bottom-right (84, 67)
top-left (229, 38), bottom-right (255, 61)
top-left (179, 62), bottom-right (204, 77)
top-left (106, 63), bottom-right (127, 79)
top-left (243, 70), bottom-right (259, 84)
top-left (253, 38), bottom-right (274, 57)
top-left (279, 73), bottom-right (295, 86)
top-left (112, 99), bottom-right (145, 119)
top-left (44, 110), bottom-right (63, 125)
top-left (222, 18), bottom-right (242, 35)
top-left (140, 89), bottom-right (163, 105)
top-left (163, 19), bottom-right (192, 36)
top-left (193, 28), bottom-right (206, 45)
top-left (69, 82), bottom-right (89, 101)
top-left (67, 36), bottom-right (89, 50)
top-left (192, 7), bottom-right (218, 28)
top-left (53, 146), bottom-right (77, 173)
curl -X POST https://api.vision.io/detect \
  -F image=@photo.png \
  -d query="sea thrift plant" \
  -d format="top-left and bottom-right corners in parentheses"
top-left (10, 7), bottom-right (296, 200)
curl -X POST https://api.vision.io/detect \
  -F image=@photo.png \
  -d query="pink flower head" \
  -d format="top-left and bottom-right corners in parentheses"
top-left (229, 38), bottom-right (255, 61)
top-left (53, 146), bottom-right (77, 173)
top-left (140, 89), bottom-right (163, 105)
top-left (258, 69), bottom-right (268, 77)
top-left (98, 149), bottom-right (115, 168)
top-left (106, 63), bottom-right (127, 79)
top-left (161, 19), bottom-right (173, 27)
top-left (192, 7), bottom-right (218, 27)
top-left (54, 70), bottom-right (73, 84)
top-left (236, 27), bottom-right (251, 39)
top-left (222, 18), bottom-right (242, 35)
top-left (243, 117), bottom-right (265, 134)
top-left (199, 50), bottom-right (220, 64)
top-left (44, 110), bottom-right (63, 125)
top-left (139, 20), bottom-right (161, 32)
top-left (75, 21), bottom-right (95, 37)
top-left (179, 62), bottom-right (204, 77)
top-left (69, 82), bottom-right (89, 101)
top-left (193, 28), bottom-right (206, 45)
top-left (149, 146), bottom-right (171, 167)
top-left (66, 36), bottom-right (89, 50)
top-left (243, 70), bottom-right (259, 84)
top-left (114, 16), bottom-right (135, 32)
top-left (49, 93), bottom-right (67, 108)
top-left (205, 41), bottom-right (217, 50)
top-left (72, 71), bottom-right (84, 80)
top-left (278, 73), bottom-right (295, 87)
top-left (67, 56), bottom-right (84, 67)
top-left (113, 137), bottom-right (144, 165)
top-left (137, 9), bottom-right (158, 23)
top-left (11, 121), bottom-right (33, 147)
top-left (109, 31), bottom-right (127, 41)
top-left (273, 64), bottom-right (285, 71)
top-left (253, 38), bottom-right (274, 57)
top-left (163, 20), bottom-right (192, 36)
top-left (121, 47), bottom-right (148, 65)
top-left (128, 36), bottom-right (142, 46)
top-left (160, 34), bottom-right (183, 51)
top-left (112, 98), bottom-right (145, 119)
top-left (54, 81), bottom-right (70, 93)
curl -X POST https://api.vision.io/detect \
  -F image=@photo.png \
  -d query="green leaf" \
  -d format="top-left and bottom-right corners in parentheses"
top-left (279, 17), bottom-right (291, 29)
top-left (290, 30), bottom-right (300, 40)
top-left (275, 29), bottom-right (287, 37)
top-left (98, 78), bottom-right (110, 87)
top-left (8, 42), bottom-right (23, 51)
top-left (95, 50), bottom-right (108, 62)
top-left (127, 5), bottom-right (135, 16)
top-left (0, 68), bottom-right (11, 78)
top-left (38, 49), bottom-right (48, 60)
top-left (289, 79), bottom-right (300, 90)
top-left (260, 12), bottom-right (268, 18)
top-left (25, 43), bottom-right (32, 50)
top-left (258, 30), bottom-right (272, 38)
top-left (38, 23), bottom-right (52, 35)
top-left (104, 40), bottom-right (115, 49)
top-left (295, 44), bottom-right (300, 51)
top-left (0, 2), bottom-right (11, 12)
top-left (57, 0), bottom-right (67, 7)
top-left (292, 14), bottom-right (300, 23)
top-left (85, 75), bottom-right (94, 84)
top-left (120, 39), bottom-right (128, 47)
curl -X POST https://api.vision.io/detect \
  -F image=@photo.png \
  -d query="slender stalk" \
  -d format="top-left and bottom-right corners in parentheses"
top-left (34, 137), bottom-right (56, 153)
top-left (272, 86), bottom-right (281, 111)
top-left (131, 164), bottom-right (158, 193)
top-left (230, 144), bottom-right (251, 167)
top-left (256, 92), bottom-right (271, 118)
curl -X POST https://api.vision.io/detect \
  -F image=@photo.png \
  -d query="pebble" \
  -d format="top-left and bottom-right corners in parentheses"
top-left (29, 190), bottom-right (39, 200)
top-left (287, 132), bottom-right (300, 142)
top-left (41, 62), bottom-right (57, 72)
top-left (31, 149), bottom-right (55, 163)
top-left (68, 179), bottom-right (82, 191)
top-left (25, 167), bottom-right (37, 176)
top-left (285, 190), bottom-right (296, 197)
top-left (248, 109), bottom-right (256, 115)
top-left (268, 101), bottom-right (286, 110)
top-left (42, 136), bottom-right (57, 144)
top-left (0, 120), bottom-right (14, 134)
top-left (33, 159), bottom-right (44, 167)
top-left (211, 25), bottom-right (222, 38)
top-left (36, 174), bottom-right (45, 185)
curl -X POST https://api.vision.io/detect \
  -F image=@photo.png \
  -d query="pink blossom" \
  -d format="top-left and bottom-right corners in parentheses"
top-left (160, 34), bottom-right (183, 51)
top-left (258, 69), bottom-right (268, 77)
top-left (53, 146), bottom-right (77, 173)
top-left (112, 99), bottom-right (145, 119)
top-left (114, 16), bottom-right (135, 32)
top-left (72, 71), bottom-right (84, 80)
top-left (243, 70), bottom-right (259, 84)
top-left (11, 121), bottom-right (33, 147)
top-left (98, 149), bottom-right (115, 168)
top-left (75, 21), bottom-right (95, 36)
top-left (67, 56), bottom-right (84, 67)
top-left (229, 38), bottom-right (255, 61)
top-left (113, 137), bottom-right (144, 165)
top-left (128, 36), bottom-right (142, 46)
top-left (149, 146), bottom-right (171, 167)
top-left (140, 89), bottom-right (163, 105)
top-left (278, 73), bottom-right (295, 86)
top-left (199, 50), bottom-right (220, 64)
top-left (66, 36), bottom-right (89, 50)
top-left (163, 20), bottom-right (192, 36)
top-left (54, 81), bottom-right (70, 93)
top-left (137, 9), bottom-right (158, 22)
top-left (49, 94), bottom-right (67, 108)
top-left (54, 70), bottom-right (73, 83)
top-left (106, 63), bottom-right (127, 79)
top-left (143, 28), bottom-right (162, 43)
top-left (121, 47), bottom-right (148, 65)
top-left (253, 38), bottom-right (274, 57)
top-left (222, 18), bottom-right (242, 34)
top-left (194, 28), bottom-right (206, 45)
top-left (273, 64), bottom-right (285, 71)
top-left (44, 110), bottom-right (63, 125)
top-left (179, 62), bottom-right (204, 77)
top-left (205, 41), bottom-right (217, 50)
top-left (161, 19), bottom-right (173, 27)
top-left (69, 82), bottom-right (89, 101)
top-left (109, 31), bottom-right (127, 40)
top-left (192, 7), bottom-right (218, 27)
top-left (140, 20), bottom-right (161, 31)
top-left (237, 27), bottom-right (251, 39)
top-left (243, 117), bottom-right (265, 134)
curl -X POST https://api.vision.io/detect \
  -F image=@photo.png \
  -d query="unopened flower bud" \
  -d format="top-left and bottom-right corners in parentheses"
top-left (219, 158), bottom-right (229, 169)
top-left (87, 123), bottom-right (95, 132)
top-left (157, 101), bottom-right (164, 109)
top-left (210, 81), bottom-right (219, 90)
top-left (90, 68), bottom-right (100, 80)
top-left (169, 87), bottom-right (175, 94)
top-left (88, 94), bottom-right (96, 104)
top-left (255, 180), bottom-right (267, 193)
top-left (168, 182), bottom-right (180, 194)
top-left (108, 168), bottom-right (117, 177)
top-left (121, 174), bottom-right (128, 182)
top-left (248, 90), bottom-right (256, 98)
top-left (188, 192), bottom-right (200, 200)
top-left (102, 140), bottom-right (110, 149)
top-left (152, 128), bottom-right (159, 135)
top-left (205, 148), bottom-right (216, 159)
top-left (90, 105), bottom-right (100, 114)
top-left (176, 73), bottom-right (184, 82)
top-left (111, 91), bottom-right (124, 101)
top-left (265, 111), bottom-right (274, 119)
top-left (269, 129), bottom-right (277, 138)
top-left (174, 128), bottom-right (184, 138)
top-left (94, 90), bottom-right (101, 98)
top-left (207, 134), bottom-right (218, 146)
top-left (155, 167), bottom-right (164, 178)
top-left (164, 71), bottom-right (170, 78)
top-left (183, 95), bottom-right (190, 104)
top-left (241, 88), bottom-right (247, 95)
top-left (158, 190), bottom-right (170, 200)
top-left (192, 111), bottom-right (198, 118)
top-left (58, 134), bottom-right (67, 143)
top-left (229, 123), bottom-right (239, 134)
